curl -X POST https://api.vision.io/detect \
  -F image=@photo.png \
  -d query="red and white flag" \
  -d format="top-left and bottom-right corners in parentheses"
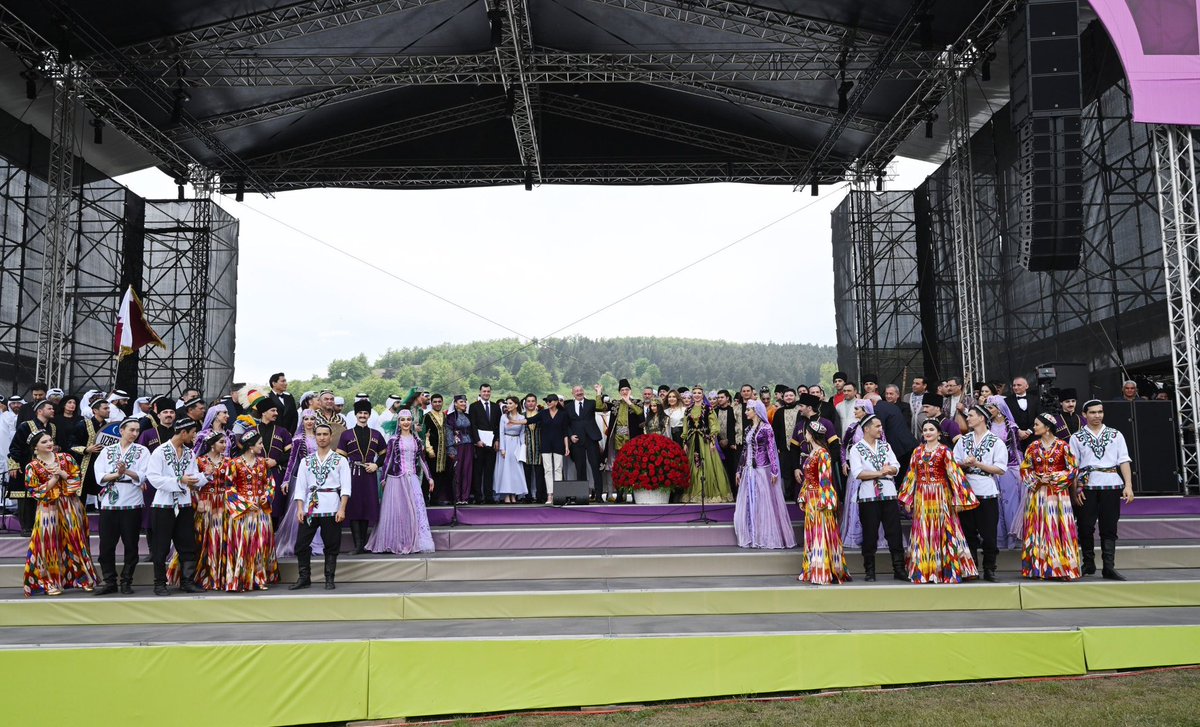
top-left (114, 286), bottom-right (164, 359)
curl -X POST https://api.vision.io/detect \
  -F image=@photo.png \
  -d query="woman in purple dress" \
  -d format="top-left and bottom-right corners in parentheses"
top-left (276, 410), bottom-right (321, 558)
top-left (987, 395), bottom-right (1025, 548)
top-left (446, 395), bottom-right (475, 505)
top-left (194, 405), bottom-right (232, 457)
top-left (733, 400), bottom-right (797, 549)
top-left (366, 410), bottom-right (434, 555)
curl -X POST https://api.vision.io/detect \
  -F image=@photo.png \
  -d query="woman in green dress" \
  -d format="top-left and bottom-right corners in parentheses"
top-left (682, 386), bottom-right (734, 503)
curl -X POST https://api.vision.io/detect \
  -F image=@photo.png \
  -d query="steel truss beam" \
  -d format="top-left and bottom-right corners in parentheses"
top-left (945, 68), bottom-right (985, 390)
top-left (578, 0), bottom-right (899, 50)
top-left (185, 170), bottom-right (216, 390)
top-left (1152, 125), bottom-right (1200, 493)
top-left (120, 0), bottom-right (445, 55)
top-left (666, 80), bottom-right (885, 134)
top-left (34, 69), bottom-right (78, 386)
top-left (492, 0), bottom-right (542, 182)
top-left (80, 48), bottom-right (934, 87)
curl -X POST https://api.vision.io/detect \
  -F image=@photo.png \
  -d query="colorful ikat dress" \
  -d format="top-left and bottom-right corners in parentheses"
top-left (898, 444), bottom-right (979, 583)
top-left (798, 448), bottom-right (850, 584)
top-left (23, 454), bottom-right (96, 596)
top-left (1019, 438), bottom-right (1082, 580)
top-left (223, 456), bottom-right (280, 591)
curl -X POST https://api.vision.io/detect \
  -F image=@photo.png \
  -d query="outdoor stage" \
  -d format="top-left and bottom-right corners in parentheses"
top-left (1, 498), bottom-right (1199, 726)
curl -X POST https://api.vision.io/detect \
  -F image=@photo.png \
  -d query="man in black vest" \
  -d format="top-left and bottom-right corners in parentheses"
top-left (72, 397), bottom-right (112, 502)
top-left (468, 383), bottom-right (501, 504)
top-left (565, 384), bottom-right (605, 502)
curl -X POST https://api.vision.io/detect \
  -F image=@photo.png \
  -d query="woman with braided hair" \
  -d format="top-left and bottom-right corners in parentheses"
top-left (682, 385), bottom-right (733, 504)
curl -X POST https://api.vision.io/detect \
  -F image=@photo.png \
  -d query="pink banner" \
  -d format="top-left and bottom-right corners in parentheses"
top-left (1089, 0), bottom-right (1200, 123)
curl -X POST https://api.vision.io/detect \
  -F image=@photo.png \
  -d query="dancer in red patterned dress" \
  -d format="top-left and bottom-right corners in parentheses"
top-left (223, 430), bottom-right (280, 591)
top-left (797, 421), bottom-right (850, 584)
top-left (23, 430), bottom-right (96, 596)
top-left (1020, 413), bottom-right (1081, 580)
top-left (898, 420), bottom-right (978, 584)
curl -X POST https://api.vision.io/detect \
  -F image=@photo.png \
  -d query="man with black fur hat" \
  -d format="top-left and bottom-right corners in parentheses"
top-left (1057, 389), bottom-right (1082, 438)
top-left (255, 395), bottom-right (293, 527)
top-left (337, 397), bottom-right (386, 554)
top-left (596, 379), bottom-right (643, 503)
top-left (144, 413), bottom-right (206, 596)
top-left (920, 392), bottom-right (960, 447)
top-left (770, 388), bottom-right (802, 500)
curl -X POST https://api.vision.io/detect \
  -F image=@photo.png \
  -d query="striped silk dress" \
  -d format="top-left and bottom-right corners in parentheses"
top-left (23, 454), bottom-right (96, 596)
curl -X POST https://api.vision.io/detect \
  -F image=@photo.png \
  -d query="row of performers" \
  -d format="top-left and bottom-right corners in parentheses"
top-left (20, 408), bottom-right (434, 597)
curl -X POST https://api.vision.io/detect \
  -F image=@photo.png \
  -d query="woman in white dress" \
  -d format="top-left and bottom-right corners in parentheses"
top-left (664, 390), bottom-right (687, 446)
top-left (495, 397), bottom-right (528, 503)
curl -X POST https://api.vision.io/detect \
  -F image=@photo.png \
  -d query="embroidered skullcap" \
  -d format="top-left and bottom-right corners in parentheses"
top-left (969, 405), bottom-right (991, 420)
top-left (183, 397), bottom-right (204, 409)
top-left (1082, 399), bottom-right (1104, 412)
top-left (808, 420), bottom-right (827, 435)
top-left (239, 430), bottom-right (262, 450)
top-left (26, 428), bottom-right (48, 446)
top-left (1035, 412), bottom-right (1059, 431)
top-left (397, 408), bottom-right (414, 420)
top-left (119, 417), bottom-right (141, 429)
top-left (860, 414), bottom-right (880, 429)
top-left (174, 417), bottom-right (199, 432)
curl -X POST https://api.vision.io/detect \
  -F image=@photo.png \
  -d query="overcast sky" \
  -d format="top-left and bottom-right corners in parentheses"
top-left (117, 157), bottom-right (937, 384)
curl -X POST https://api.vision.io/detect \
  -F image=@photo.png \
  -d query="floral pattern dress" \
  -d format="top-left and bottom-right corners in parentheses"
top-left (223, 456), bottom-right (280, 590)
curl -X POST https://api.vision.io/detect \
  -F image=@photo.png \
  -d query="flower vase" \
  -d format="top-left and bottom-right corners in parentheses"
top-left (633, 488), bottom-right (671, 505)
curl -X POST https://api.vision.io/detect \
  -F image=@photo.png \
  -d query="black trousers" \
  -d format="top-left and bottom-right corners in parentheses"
top-left (1076, 488), bottom-right (1122, 551)
top-left (523, 462), bottom-right (546, 501)
top-left (16, 491), bottom-right (35, 532)
top-left (472, 446), bottom-right (496, 502)
top-left (959, 496), bottom-right (1000, 570)
top-left (779, 448), bottom-right (799, 501)
top-left (296, 515), bottom-right (342, 559)
top-left (150, 506), bottom-right (197, 583)
top-left (431, 469), bottom-right (454, 505)
top-left (859, 498), bottom-right (904, 556)
top-left (571, 438), bottom-right (603, 497)
top-left (723, 444), bottom-right (741, 497)
top-left (98, 507), bottom-right (142, 585)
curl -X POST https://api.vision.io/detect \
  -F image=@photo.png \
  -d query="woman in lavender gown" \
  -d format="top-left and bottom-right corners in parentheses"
top-left (276, 410), bottom-right (321, 559)
top-left (987, 395), bottom-right (1026, 549)
top-left (194, 405), bottom-right (232, 457)
top-left (494, 397), bottom-right (528, 503)
top-left (733, 400), bottom-right (797, 549)
top-left (366, 410), bottom-right (434, 554)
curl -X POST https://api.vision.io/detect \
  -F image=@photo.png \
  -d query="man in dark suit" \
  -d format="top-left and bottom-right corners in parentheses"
top-left (1005, 376), bottom-right (1040, 452)
top-left (564, 383), bottom-right (604, 501)
top-left (468, 383), bottom-right (501, 503)
top-left (867, 393), bottom-right (918, 482)
top-left (268, 372), bottom-right (299, 434)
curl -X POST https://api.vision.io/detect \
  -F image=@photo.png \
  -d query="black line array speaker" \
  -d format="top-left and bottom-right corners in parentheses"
top-left (1009, 0), bottom-right (1083, 272)
top-left (1097, 400), bottom-right (1182, 495)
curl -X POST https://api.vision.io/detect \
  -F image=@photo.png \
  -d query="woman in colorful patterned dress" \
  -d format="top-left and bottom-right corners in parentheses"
top-left (276, 410), bottom-right (319, 558)
top-left (899, 420), bottom-right (979, 583)
top-left (173, 430), bottom-right (230, 589)
top-left (23, 430), bottom-right (96, 596)
top-left (733, 399), bottom-right (796, 550)
top-left (367, 410), bottom-right (435, 554)
top-left (223, 430), bottom-right (280, 590)
top-left (797, 421), bottom-right (850, 584)
top-left (1019, 412), bottom-right (1082, 580)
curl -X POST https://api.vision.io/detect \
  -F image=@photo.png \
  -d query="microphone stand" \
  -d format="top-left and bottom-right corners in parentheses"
top-left (687, 430), bottom-right (716, 524)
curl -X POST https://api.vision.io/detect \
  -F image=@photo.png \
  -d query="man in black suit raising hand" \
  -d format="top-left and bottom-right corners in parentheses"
top-left (469, 383), bottom-right (502, 503)
top-left (565, 384), bottom-right (605, 502)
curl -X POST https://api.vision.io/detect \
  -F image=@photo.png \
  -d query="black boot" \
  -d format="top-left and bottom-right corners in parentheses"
top-left (289, 552), bottom-right (312, 590)
top-left (324, 553), bottom-right (338, 590)
top-left (179, 561), bottom-right (204, 593)
top-left (96, 561), bottom-right (118, 595)
top-left (95, 581), bottom-right (118, 596)
top-left (891, 551), bottom-right (908, 581)
top-left (119, 562), bottom-right (136, 594)
top-left (119, 579), bottom-right (135, 595)
top-left (356, 522), bottom-right (369, 555)
top-left (983, 551), bottom-right (998, 582)
top-left (1081, 545), bottom-right (1096, 576)
top-left (863, 555), bottom-right (877, 582)
top-left (1101, 538), bottom-right (1126, 581)
top-left (153, 562), bottom-right (169, 596)
top-left (350, 521), bottom-right (368, 555)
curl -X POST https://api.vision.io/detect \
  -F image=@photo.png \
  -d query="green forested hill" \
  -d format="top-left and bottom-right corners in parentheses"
top-left (287, 336), bottom-right (837, 403)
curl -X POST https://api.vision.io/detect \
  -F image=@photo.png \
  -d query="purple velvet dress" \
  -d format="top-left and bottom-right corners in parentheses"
top-left (733, 424), bottom-right (797, 549)
top-left (988, 395), bottom-right (1026, 549)
top-left (259, 422), bottom-right (293, 528)
top-left (366, 434), bottom-right (434, 555)
top-left (275, 433), bottom-right (321, 558)
top-left (338, 426), bottom-right (386, 525)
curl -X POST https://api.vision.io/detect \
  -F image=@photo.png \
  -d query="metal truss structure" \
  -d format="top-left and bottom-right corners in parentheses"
top-left (1152, 125), bottom-right (1200, 493)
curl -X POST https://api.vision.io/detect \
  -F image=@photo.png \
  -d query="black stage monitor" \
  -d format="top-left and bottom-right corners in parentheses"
top-left (553, 480), bottom-right (591, 505)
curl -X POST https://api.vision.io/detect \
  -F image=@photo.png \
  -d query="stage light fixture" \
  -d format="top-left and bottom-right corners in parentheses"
top-left (876, 174), bottom-right (884, 192)
top-left (171, 88), bottom-right (190, 125)
top-left (177, 184), bottom-right (185, 201)
top-left (235, 178), bottom-right (245, 202)
top-left (924, 114), bottom-right (937, 138)
top-left (524, 167), bottom-right (533, 191)
top-left (811, 180), bottom-right (819, 196)
top-left (837, 80), bottom-right (854, 114)
top-left (504, 87), bottom-right (516, 116)
top-left (91, 118), bottom-right (104, 145)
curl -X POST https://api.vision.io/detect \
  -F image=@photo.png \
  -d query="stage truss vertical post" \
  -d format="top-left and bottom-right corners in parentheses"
top-left (186, 167), bottom-right (216, 391)
top-left (35, 64), bottom-right (79, 386)
top-left (1152, 124), bottom-right (1200, 493)
top-left (492, 0), bottom-right (542, 185)
top-left (945, 63), bottom-right (986, 391)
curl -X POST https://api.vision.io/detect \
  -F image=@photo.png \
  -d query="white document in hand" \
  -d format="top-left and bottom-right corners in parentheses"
top-left (477, 431), bottom-right (495, 447)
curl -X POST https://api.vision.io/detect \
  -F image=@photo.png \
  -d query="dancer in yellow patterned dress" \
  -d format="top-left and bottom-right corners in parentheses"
top-left (797, 421), bottom-right (850, 584)
top-left (223, 431), bottom-right (279, 591)
top-left (1020, 413), bottom-right (1081, 580)
top-left (899, 420), bottom-right (979, 584)
top-left (23, 430), bottom-right (96, 596)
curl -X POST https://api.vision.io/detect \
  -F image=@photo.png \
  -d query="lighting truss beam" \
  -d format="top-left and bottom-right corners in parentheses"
top-left (120, 0), bottom-right (445, 55)
top-left (493, 0), bottom-right (542, 180)
top-left (944, 69), bottom-right (985, 388)
top-left (80, 48), bottom-right (935, 87)
top-left (666, 80), bottom-right (885, 134)
top-left (1152, 124), bottom-right (1200, 493)
top-left (184, 171), bottom-right (216, 389)
top-left (580, 0), bottom-right (899, 50)
top-left (186, 87), bottom-right (400, 136)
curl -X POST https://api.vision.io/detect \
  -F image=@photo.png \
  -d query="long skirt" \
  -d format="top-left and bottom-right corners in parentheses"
top-left (223, 508), bottom-right (279, 591)
top-left (800, 506), bottom-right (851, 584)
top-left (998, 465), bottom-right (1026, 549)
top-left (1021, 486), bottom-right (1081, 580)
top-left (366, 474), bottom-right (434, 555)
top-left (275, 495), bottom-right (323, 558)
top-left (683, 445), bottom-right (733, 504)
top-left (24, 496), bottom-right (96, 596)
top-left (733, 465), bottom-right (796, 549)
top-left (905, 482), bottom-right (979, 583)
top-left (841, 477), bottom-right (865, 547)
top-left (344, 471), bottom-right (381, 524)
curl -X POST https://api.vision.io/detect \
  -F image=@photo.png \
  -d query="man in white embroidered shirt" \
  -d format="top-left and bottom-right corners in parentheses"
top-left (290, 423), bottom-right (351, 591)
top-left (953, 405), bottom-right (1008, 582)
top-left (1070, 400), bottom-right (1134, 581)
top-left (847, 415), bottom-right (907, 582)
top-left (144, 414), bottom-right (206, 596)
top-left (93, 418), bottom-right (150, 595)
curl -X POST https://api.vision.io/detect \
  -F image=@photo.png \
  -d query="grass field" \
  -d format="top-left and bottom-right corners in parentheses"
top-left (431, 668), bottom-right (1200, 727)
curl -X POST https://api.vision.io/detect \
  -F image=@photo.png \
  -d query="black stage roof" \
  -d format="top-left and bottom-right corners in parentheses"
top-left (0, 0), bottom-right (1017, 192)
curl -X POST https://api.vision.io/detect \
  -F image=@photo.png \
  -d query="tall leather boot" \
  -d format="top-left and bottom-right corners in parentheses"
top-left (350, 521), bottom-right (367, 555)
top-left (119, 559), bottom-right (137, 594)
top-left (289, 551), bottom-right (312, 590)
top-left (95, 561), bottom-right (119, 596)
top-left (1101, 538), bottom-right (1126, 581)
top-left (1081, 544), bottom-right (1096, 575)
top-left (356, 521), bottom-right (369, 555)
top-left (153, 562), bottom-right (170, 596)
top-left (983, 551), bottom-right (998, 582)
top-left (891, 551), bottom-right (908, 582)
top-left (324, 552), bottom-right (338, 590)
top-left (863, 554), bottom-right (877, 582)
top-left (180, 560), bottom-right (204, 593)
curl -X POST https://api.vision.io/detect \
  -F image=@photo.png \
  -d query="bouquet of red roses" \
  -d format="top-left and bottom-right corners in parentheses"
top-left (611, 434), bottom-right (690, 491)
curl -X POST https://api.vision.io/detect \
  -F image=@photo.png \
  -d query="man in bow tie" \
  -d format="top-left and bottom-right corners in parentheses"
top-left (1004, 376), bottom-right (1041, 451)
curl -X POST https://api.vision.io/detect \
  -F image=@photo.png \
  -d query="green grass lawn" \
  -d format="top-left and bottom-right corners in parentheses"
top-left (436, 668), bottom-right (1200, 727)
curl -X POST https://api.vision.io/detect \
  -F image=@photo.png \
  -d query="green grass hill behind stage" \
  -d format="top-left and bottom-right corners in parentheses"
top-left (286, 337), bottom-right (838, 407)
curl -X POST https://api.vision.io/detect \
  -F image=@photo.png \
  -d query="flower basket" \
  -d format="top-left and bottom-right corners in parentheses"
top-left (611, 434), bottom-right (691, 492)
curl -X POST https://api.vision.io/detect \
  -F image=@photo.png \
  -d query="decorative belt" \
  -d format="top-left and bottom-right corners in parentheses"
top-left (100, 505), bottom-right (142, 511)
top-left (974, 494), bottom-right (999, 500)
top-left (306, 486), bottom-right (341, 522)
top-left (615, 426), bottom-right (630, 436)
top-left (859, 495), bottom-right (897, 502)
top-left (1078, 465), bottom-right (1119, 488)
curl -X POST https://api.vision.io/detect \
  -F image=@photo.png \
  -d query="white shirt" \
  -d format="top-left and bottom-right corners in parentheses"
top-left (107, 405), bottom-right (128, 424)
top-left (93, 442), bottom-right (151, 509)
top-left (1070, 426), bottom-right (1131, 489)
top-left (144, 440), bottom-right (208, 508)
top-left (848, 439), bottom-right (900, 501)
top-left (0, 410), bottom-right (16, 461)
top-left (953, 430), bottom-right (1007, 498)
top-left (294, 450), bottom-right (352, 516)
